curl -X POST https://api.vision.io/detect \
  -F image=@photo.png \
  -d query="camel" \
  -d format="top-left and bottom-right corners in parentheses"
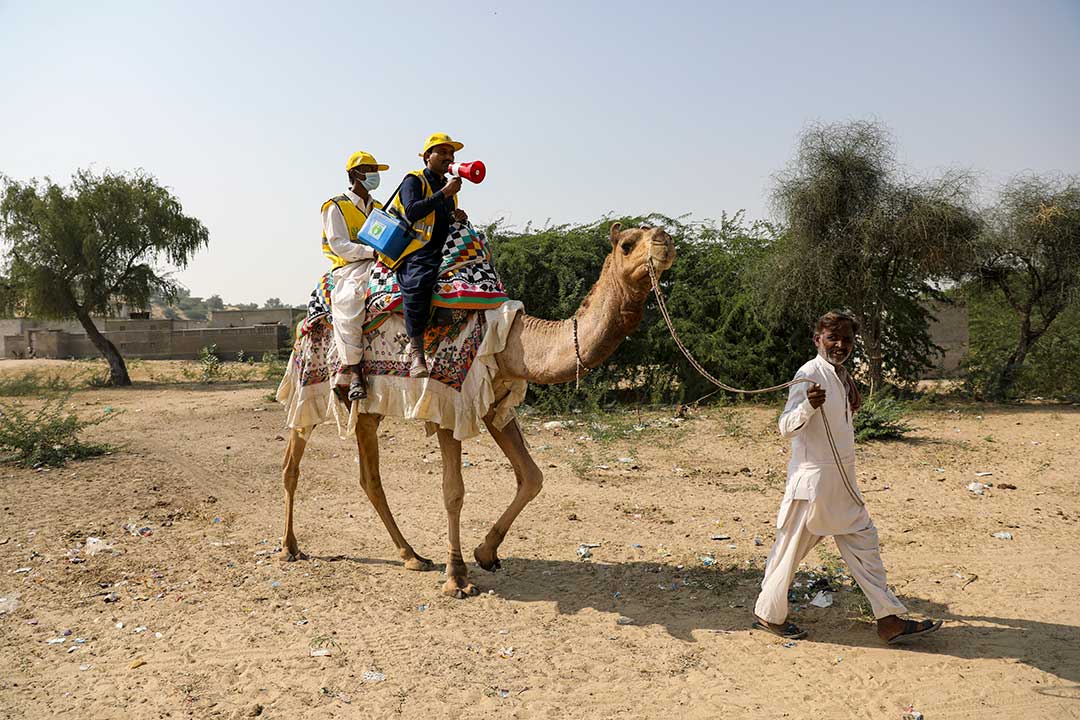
top-left (278, 222), bottom-right (676, 598)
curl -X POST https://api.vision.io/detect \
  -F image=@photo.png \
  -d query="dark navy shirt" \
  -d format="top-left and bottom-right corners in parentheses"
top-left (400, 168), bottom-right (453, 250)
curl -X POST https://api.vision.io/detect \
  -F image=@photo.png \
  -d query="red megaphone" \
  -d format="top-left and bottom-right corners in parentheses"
top-left (448, 160), bottom-right (486, 184)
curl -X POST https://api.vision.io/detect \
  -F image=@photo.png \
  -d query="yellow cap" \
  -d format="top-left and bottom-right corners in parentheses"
top-left (419, 132), bottom-right (464, 157)
top-left (345, 150), bottom-right (389, 172)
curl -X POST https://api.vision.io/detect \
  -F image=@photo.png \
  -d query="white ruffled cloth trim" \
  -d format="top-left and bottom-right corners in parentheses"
top-left (277, 301), bottom-right (526, 441)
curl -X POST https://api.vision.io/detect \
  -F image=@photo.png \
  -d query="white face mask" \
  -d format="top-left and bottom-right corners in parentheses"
top-left (360, 172), bottom-right (380, 191)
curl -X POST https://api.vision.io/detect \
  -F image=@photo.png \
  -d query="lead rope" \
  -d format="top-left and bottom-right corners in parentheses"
top-left (646, 258), bottom-right (862, 506)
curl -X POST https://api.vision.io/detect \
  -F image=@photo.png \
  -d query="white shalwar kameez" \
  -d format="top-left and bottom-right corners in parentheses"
top-left (754, 353), bottom-right (907, 624)
top-left (322, 189), bottom-right (377, 376)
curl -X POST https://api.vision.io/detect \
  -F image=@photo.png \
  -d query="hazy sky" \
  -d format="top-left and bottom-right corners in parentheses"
top-left (1, 1), bottom-right (1077, 305)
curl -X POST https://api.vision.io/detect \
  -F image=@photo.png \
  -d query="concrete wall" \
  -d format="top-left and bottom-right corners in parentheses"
top-left (103, 318), bottom-right (207, 332)
top-left (0, 318), bottom-right (101, 357)
top-left (210, 309), bottom-right (300, 327)
top-left (924, 300), bottom-right (969, 378)
top-left (4, 324), bottom-right (290, 360)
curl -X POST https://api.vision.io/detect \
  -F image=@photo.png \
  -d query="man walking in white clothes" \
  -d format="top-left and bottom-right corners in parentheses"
top-left (752, 310), bottom-right (942, 644)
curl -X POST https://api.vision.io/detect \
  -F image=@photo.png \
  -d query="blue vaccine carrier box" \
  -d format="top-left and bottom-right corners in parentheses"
top-left (357, 208), bottom-right (413, 265)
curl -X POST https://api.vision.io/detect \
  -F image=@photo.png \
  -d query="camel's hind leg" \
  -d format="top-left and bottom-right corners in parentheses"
top-left (437, 428), bottom-right (480, 598)
top-left (355, 413), bottom-right (434, 571)
top-left (279, 426), bottom-right (314, 561)
top-left (474, 416), bottom-right (543, 572)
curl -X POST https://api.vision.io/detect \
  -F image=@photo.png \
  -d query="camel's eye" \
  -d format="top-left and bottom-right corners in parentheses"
top-left (621, 241), bottom-right (633, 255)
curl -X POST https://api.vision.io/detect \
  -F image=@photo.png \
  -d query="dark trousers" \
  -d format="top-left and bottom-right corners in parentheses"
top-left (396, 237), bottom-right (444, 338)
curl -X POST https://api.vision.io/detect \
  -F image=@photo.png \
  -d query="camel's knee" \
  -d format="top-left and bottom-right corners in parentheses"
top-left (444, 484), bottom-right (465, 514)
top-left (520, 466), bottom-right (543, 501)
top-left (282, 468), bottom-right (299, 494)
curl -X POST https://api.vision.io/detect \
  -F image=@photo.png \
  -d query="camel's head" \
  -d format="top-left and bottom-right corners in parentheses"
top-left (608, 222), bottom-right (676, 291)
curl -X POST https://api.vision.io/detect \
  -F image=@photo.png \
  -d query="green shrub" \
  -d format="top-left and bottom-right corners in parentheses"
top-left (198, 344), bottom-right (222, 383)
top-left (854, 395), bottom-right (913, 441)
top-left (260, 351), bottom-right (286, 382)
top-left (0, 394), bottom-right (113, 467)
top-left (0, 371), bottom-right (74, 396)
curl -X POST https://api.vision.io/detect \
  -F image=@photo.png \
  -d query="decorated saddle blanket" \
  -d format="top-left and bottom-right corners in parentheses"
top-left (301, 222), bottom-right (508, 336)
top-left (279, 298), bottom-right (527, 441)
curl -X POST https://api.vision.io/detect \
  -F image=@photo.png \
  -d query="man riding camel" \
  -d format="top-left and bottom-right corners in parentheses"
top-left (390, 132), bottom-right (469, 378)
top-left (321, 149), bottom-right (388, 401)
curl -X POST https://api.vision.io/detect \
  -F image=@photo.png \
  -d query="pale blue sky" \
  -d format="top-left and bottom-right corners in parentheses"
top-left (1, 1), bottom-right (1077, 305)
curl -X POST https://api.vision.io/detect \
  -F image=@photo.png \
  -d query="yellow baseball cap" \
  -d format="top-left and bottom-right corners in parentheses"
top-left (419, 132), bottom-right (464, 157)
top-left (345, 150), bottom-right (389, 172)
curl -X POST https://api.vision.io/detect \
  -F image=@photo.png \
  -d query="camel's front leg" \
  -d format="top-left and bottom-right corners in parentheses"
top-left (437, 429), bottom-right (480, 598)
top-left (355, 414), bottom-right (434, 571)
top-left (474, 416), bottom-right (543, 572)
top-left (279, 427), bottom-right (313, 561)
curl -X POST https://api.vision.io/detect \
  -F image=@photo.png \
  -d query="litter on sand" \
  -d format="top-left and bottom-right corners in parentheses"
top-left (710, 534), bottom-right (731, 541)
top-left (362, 670), bottom-right (386, 682)
top-left (810, 591), bottom-right (833, 608)
top-left (310, 648), bottom-right (331, 657)
top-left (902, 706), bottom-right (924, 720)
top-left (967, 482), bottom-right (989, 495)
top-left (576, 543), bottom-right (601, 560)
top-left (992, 531), bottom-right (1014, 540)
top-left (616, 616), bottom-right (634, 625)
top-left (84, 537), bottom-right (113, 555)
top-left (975, 471), bottom-right (993, 477)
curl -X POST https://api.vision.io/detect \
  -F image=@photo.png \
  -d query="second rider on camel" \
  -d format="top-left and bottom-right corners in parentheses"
top-left (389, 132), bottom-right (469, 377)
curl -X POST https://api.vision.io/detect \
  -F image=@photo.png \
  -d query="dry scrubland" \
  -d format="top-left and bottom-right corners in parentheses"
top-left (0, 359), bottom-right (1077, 719)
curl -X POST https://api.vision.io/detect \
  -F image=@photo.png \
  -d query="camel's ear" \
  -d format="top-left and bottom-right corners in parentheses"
top-left (609, 222), bottom-right (623, 248)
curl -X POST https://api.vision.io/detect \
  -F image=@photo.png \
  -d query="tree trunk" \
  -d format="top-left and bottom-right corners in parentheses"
top-left (990, 315), bottom-right (1041, 401)
top-left (76, 313), bottom-right (131, 386)
top-left (865, 316), bottom-right (885, 392)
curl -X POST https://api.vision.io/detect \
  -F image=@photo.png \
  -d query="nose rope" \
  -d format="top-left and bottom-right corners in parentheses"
top-left (646, 257), bottom-right (862, 506)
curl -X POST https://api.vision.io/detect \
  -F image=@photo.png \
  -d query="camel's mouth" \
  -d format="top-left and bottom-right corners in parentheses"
top-left (648, 239), bottom-right (676, 271)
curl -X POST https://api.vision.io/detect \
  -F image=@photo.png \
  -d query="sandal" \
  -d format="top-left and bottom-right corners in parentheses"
top-left (886, 619), bottom-right (942, 645)
top-left (752, 619), bottom-right (807, 640)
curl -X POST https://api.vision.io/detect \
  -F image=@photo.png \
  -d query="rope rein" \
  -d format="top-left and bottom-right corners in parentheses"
top-left (645, 257), bottom-right (862, 505)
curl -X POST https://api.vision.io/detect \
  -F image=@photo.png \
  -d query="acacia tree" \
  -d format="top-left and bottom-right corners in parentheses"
top-left (977, 175), bottom-right (1080, 400)
top-left (758, 120), bottom-right (981, 389)
top-left (0, 169), bottom-right (209, 385)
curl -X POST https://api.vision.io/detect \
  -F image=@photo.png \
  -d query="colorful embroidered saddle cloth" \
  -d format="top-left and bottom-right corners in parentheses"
top-left (301, 222), bottom-right (508, 336)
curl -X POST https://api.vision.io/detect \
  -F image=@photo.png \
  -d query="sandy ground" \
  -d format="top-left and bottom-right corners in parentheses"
top-left (0, 359), bottom-right (1078, 719)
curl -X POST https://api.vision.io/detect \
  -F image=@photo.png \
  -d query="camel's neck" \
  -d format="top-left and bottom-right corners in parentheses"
top-left (495, 257), bottom-right (651, 384)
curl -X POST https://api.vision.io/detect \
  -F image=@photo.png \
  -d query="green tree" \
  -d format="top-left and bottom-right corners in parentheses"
top-left (974, 175), bottom-right (1080, 400)
top-left (758, 120), bottom-right (981, 389)
top-left (263, 297), bottom-right (284, 309)
top-left (207, 294), bottom-right (224, 311)
top-left (0, 169), bottom-right (209, 385)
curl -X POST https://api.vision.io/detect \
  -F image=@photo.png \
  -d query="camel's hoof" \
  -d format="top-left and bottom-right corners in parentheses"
top-left (278, 548), bottom-right (307, 563)
top-left (403, 555), bottom-right (435, 571)
top-left (443, 580), bottom-right (480, 599)
top-left (474, 545), bottom-right (501, 572)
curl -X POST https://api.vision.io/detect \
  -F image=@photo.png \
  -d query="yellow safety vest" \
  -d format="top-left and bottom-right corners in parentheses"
top-left (321, 194), bottom-right (382, 269)
top-left (386, 170), bottom-right (457, 269)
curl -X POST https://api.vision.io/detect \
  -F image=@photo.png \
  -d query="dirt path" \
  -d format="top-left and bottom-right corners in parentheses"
top-left (0, 364), bottom-right (1078, 718)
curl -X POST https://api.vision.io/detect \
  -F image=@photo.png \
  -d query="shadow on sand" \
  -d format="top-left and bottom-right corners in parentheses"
top-left (319, 553), bottom-right (1080, 686)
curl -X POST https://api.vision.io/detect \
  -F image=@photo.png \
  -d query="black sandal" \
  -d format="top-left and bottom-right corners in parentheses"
top-left (752, 619), bottom-right (807, 640)
top-left (886, 619), bottom-right (942, 645)
top-left (347, 377), bottom-right (367, 401)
